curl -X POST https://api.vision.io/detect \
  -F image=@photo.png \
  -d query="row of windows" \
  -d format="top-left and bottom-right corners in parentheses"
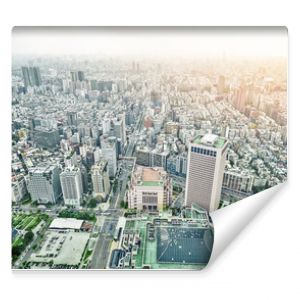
top-left (191, 146), bottom-right (217, 157)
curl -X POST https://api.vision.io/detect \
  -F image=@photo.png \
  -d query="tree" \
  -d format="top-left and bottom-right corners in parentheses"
top-left (120, 200), bottom-right (128, 209)
top-left (24, 231), bottom-right (34, 245)
top-left (88, 198), bottom-right (97, 208)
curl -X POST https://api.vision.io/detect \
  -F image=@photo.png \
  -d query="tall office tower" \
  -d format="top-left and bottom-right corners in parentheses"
top-left (21, 66), bottom-right (31, 87)
top-left (77, 71), bottom-right (85, 82)
top-left (60, 167), bottom-right (83, 207)
top-left (102, 141), bottom-right (117, 178)
top-left (30, 67), bottom-right (42, 86)
top-left (185, 134), bottom-right (228, 212)
top-left (67, 111), bottom-right (78, 126)
top-left (91, 160), bottom-right (111, 199)
top-left (27, 164), bottom-right (62, 204)
top-left (70, 71), bottom-right (84, 82)
top-left (79, 163), bottom-right (89, 194)
top-left (21, 66), bottom-right (41, 87)
top-left (127, 166), bottom-right (172, 211)
top-left (113, 114), bottom-right (127, 153)
top-left (70, 71), bottom-right (78, 82)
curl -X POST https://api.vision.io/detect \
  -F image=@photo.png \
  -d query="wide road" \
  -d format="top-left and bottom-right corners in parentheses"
top-left (89, 212), bottom-right (121, 269)
top-left (89, 111), bottom-right (144, 269)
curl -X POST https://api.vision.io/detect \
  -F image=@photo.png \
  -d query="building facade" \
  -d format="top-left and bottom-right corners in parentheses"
top-left (91, 160), bottom-right (111, 199)
top-left (127, 166), bottom-right (172, 211)
top-left (27, 164), bottom-right (62, 204)
top-left (185, 134), bottom-right (228, 212)
top-left (222, 169), bottom-right (254, 195)
top-left (60, 167), bottom-right (83, 207)
top-left (102, 142), bottom-right (117, 178)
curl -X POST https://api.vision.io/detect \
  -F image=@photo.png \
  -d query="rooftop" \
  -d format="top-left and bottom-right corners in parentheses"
top-left (142, 168), bottom-right (161, 181)
top-left (193, 134), bottom-right (226, 149)
top-left (49, 218), bottom-right (84, 230)
top-left (139, 181), bottom-right (163, 187)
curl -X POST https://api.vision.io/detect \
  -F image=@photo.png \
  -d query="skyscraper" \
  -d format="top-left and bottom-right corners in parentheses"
top-left (185, 134), bottom-right (228, 212)
top-left (102, 141), bottom-right (117, 178)
top-left (113, 113), bottom-right (127, 154)
top-left (67, 111), bottom-right (78, 126)
top-left (21, 66), bottom-right (42, 87)
top-left (70, 70), bottom-right (85, 82)
top-left (21, 66), bottom-right (30, 87)
top-left (91, 160), bottom-right (111, 199)
top-left (77, 71), bottom-right (85, 82)
top-left (60, 167), bottom-right (83, 207)
top-left (27, 164), bottom-right (62, 204)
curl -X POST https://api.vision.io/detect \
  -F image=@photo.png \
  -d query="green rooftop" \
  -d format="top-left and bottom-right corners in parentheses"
top-left (138, 181), bottom-right (163, 186)
top-left (193, 134), bottom-right (226, 149)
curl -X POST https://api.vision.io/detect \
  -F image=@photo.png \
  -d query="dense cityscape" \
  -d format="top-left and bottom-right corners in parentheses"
top-left (11, 51), bottom-right (287, 269)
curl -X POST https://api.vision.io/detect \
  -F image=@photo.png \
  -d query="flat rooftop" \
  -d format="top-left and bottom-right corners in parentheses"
top-left (136, 168), bottom-right (165, 187)
top-left (49, 218), bottom-right (84, 230)
top-left (157, 227), bottom-right (213, 264)
top-left (139, 181), bottom-right (163, 187)
top-left (142, 168), bottom-right (161, 181)
top-left (124, 216), bottom-right (213, 270)
top-left (193, 134), bottom-right (226, 149)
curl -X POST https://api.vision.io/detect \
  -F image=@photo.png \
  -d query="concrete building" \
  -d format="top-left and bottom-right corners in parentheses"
top-left (223, 169), bottom-right (254, 194)
top-left (27, 164), bottom-right (62, 204)
top-left (185, 134), bottom-right (228, 212)
top-left (60, 167), bottom-right (83, 207)
top-left (136, 146), bottom-right (150, 166)
top-left (21, 66), bottom-right (42, 87)
top-left (113, 113), bottom-right (127, 153)
top-left (11, 176), bottom-right (27, 202)
top-left (33, 127), bottom-right (61, 150)
top-left (166, 153), bottom-right (187, 178)
top-left (91, 160), bottom-right (111, 199)
top-left (66, 111), bottom-right (78, 126)
top-left (149, 149), bottom-right (169, 170)
top-left (127, 166), bottom-right (172, 211)
top-left (102, 142), bottom-right (117, 178)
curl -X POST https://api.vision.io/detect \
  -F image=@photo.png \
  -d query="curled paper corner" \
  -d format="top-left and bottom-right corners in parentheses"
top-left (208, 181), bottom-right (287, 266)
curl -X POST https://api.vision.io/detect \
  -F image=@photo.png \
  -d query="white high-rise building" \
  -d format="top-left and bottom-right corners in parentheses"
top-left (127, 166), bottom-right (172, 211)
top-left (102, 118), bottom-right (111, 134)
top-left (102, 142), bottom-right (117, 178)
top-left (91, 160), bottom-right (111, 199)
top-left (113, 113), bottom-right (127, 152)
top-left (27, 164), bottom-right (62, 204)
top-left (185, 134), bottom-right (228, 212)
top-left (60, 167), bottom-right (83, 207)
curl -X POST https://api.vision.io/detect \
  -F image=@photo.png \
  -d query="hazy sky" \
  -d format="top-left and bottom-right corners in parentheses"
top-left (12, 27), bottom-right (288, 58)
